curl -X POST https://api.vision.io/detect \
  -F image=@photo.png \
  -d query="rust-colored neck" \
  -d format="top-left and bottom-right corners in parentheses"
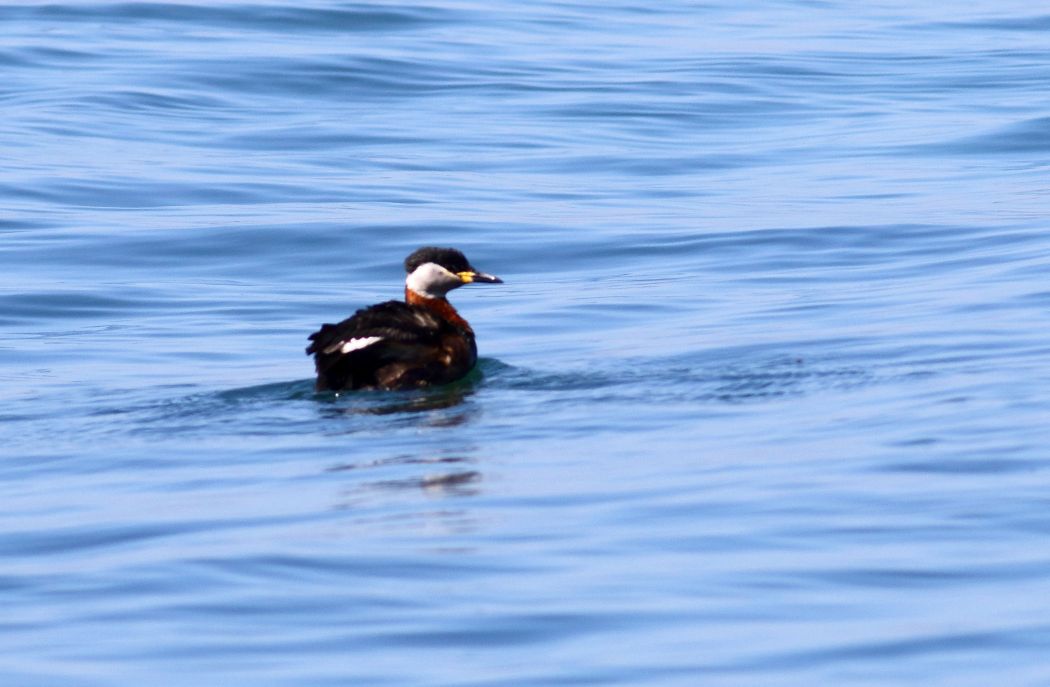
top-left (405, 287), bottom-right (472, 331)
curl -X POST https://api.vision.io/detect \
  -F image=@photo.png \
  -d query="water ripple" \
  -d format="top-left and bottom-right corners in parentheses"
top-left (3, 1), bottom-right (1050, 684)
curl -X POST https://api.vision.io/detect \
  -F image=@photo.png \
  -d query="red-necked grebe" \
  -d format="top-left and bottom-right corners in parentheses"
top-left (307, 247), bottom-right (502, 391)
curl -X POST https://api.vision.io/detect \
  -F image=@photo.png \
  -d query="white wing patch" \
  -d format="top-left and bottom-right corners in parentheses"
top-left (324, 336), bottom-right (383, 355)
top-left (340, 336), bottom-right (383, 353)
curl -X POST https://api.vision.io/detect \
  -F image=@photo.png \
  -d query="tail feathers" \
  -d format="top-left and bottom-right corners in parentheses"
top-left (305, 323), bottom-right (338, 356)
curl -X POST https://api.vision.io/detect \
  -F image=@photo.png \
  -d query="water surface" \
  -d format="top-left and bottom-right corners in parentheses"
top-left (2, 1), bottom-right (1050, 685)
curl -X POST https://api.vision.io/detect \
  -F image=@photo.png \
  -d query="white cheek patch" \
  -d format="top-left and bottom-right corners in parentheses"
top-left (406, 262), bottom-right (460, 298)
top-left (324, 336), bottom-right (383, 355)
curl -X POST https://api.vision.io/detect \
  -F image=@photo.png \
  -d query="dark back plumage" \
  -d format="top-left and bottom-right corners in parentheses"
top-left (307, 300), bottom-right (476, 391)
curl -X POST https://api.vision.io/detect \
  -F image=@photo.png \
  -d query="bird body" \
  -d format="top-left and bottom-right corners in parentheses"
top-left (307, 247), bottom-right (501, 391)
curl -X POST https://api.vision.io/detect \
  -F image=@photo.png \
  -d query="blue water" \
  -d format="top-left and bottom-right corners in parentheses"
top-left (3, 1), bottom-right (1050, 684)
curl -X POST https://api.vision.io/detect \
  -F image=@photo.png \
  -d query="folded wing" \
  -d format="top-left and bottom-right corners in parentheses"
top-left (307, 301), bottom-right (453, 390)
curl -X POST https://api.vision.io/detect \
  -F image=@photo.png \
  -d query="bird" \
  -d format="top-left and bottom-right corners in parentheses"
top-left (306, 247), bottom-right (502, 391)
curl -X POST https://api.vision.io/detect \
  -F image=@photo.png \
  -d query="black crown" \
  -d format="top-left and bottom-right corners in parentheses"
top-left (404, 247), bottom-right (472, 274)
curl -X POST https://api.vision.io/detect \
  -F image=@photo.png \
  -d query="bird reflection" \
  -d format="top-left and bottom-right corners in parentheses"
top-left (313, 377), bottom-right (485, 526)
top-left (379, 469), bottom-right (481, 497)
top-left (315, 375), bottom-right (477, 424)
top-left (328, 454), bottom-right (483, 505)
